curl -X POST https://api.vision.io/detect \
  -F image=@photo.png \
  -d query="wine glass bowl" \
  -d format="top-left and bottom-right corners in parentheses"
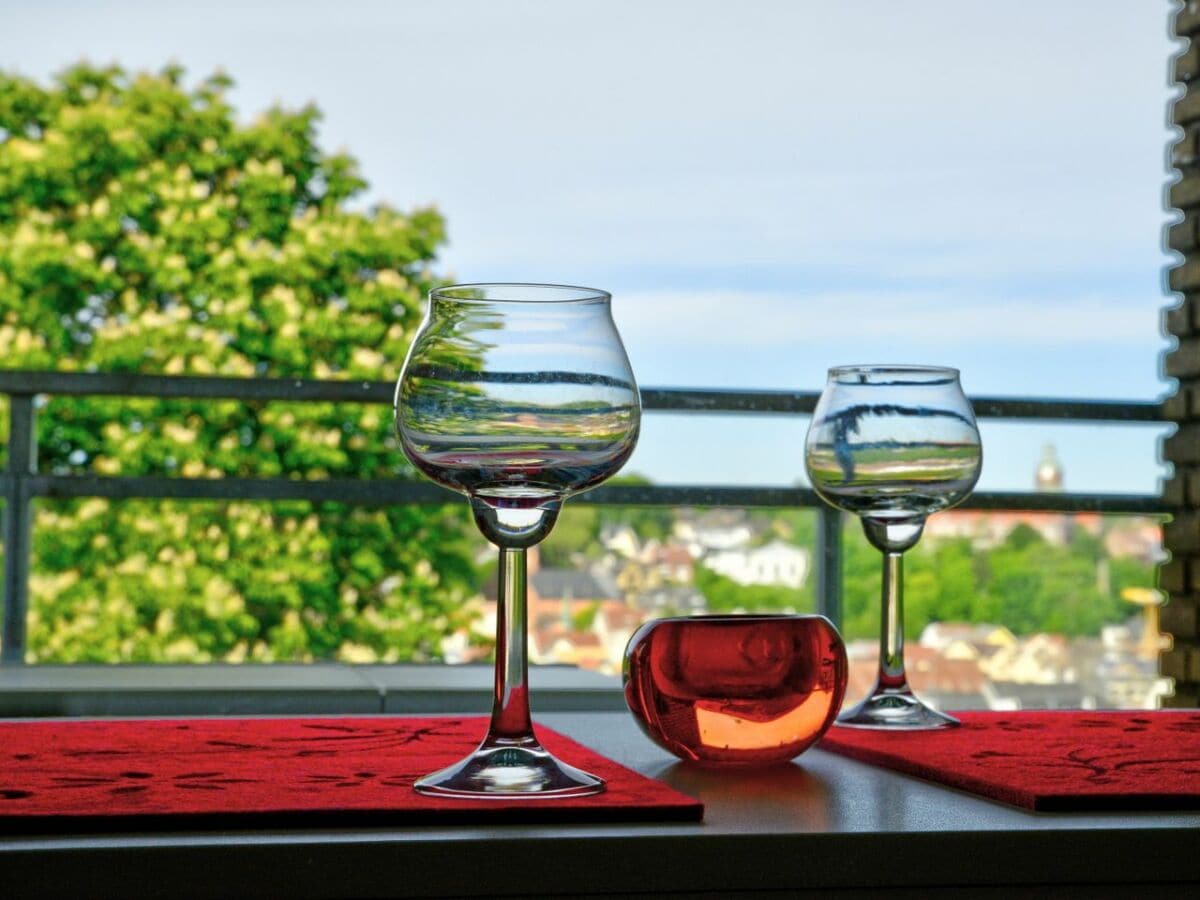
top-left (805, 365), bottom-right (982, 729)
top-left (805, 366), bottom-right (981, 521)
top-left (396, 283), bottom-right (639, 796)
top-left (399, 284), bottom-right (639, 547)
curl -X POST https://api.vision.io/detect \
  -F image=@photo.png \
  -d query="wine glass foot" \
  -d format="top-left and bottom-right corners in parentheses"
top-left (414, 738), bottom-right (605, 798)
top-left (836, 689), bottom-right (959, 730)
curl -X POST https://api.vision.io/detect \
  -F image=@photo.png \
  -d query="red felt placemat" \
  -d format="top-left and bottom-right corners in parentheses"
top-left (0, 716), bottom-right (702, 831)
top-left (819, 710), bottom-right (1200, 811)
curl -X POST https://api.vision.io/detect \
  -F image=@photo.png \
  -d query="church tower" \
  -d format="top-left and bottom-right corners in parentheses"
top-left (1035, 443), bottom-right (1064, 492)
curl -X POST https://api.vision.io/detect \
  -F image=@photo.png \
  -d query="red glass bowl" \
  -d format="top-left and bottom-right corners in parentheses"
top-left (623, 614), bottom-right (848, 766)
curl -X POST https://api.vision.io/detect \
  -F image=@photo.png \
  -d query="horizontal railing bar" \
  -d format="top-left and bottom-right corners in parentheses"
top-left (966, 491), bottom-right (1163, 514)
top-left (17, 475), bottom-right (456, 505)
top-left (588, 488), bottom-right (1165, 514)
top-left (968, 396), bottom-right (1164, 422)
top-left (0, 370), bottom-right (1166, 422)
top-left (1, 474), bottom-right (1163, 514)
top-left (583, 484), bottom-right (820, 507)
top-left (639, 388), bottom-right (818, 414)
top-left (643, 389), bottom-right (1165, 422)
top-left (0, 370), bottom-right (395, 404)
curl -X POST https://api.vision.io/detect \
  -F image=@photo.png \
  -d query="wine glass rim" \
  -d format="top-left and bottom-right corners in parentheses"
top-left (431, 282), bottom-right (610, 304)
top-left (828, 364), bottom-right (960, 383)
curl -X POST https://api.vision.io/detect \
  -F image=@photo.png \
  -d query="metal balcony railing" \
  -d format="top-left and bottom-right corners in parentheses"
top-left (0, 369), bottom-right (1168, 664)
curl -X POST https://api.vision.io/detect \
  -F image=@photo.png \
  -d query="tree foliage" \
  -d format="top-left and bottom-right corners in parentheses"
top-left (0, 63), bottom-right (480, 662)
top-left (656, 508), bottom-right (1153, 641)
top-left (838, 520), bottom-right (1145, 641)
top-left (693, 564), bottom-right (815, 615)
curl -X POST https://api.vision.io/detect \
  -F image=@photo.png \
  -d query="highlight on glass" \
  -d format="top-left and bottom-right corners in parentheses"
top-left (395, 283), bottom-right (640, 796)
top-left (805, 365), bottom-right (982, 730)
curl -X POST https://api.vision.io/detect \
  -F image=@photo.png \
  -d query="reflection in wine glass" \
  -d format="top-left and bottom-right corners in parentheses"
top-left (805, 365), bottom-right (982, 730)
top-left (396, 283), bottom-right (640, 796)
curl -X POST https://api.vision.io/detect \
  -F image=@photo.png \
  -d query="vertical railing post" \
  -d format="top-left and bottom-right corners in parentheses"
top-left (815, 506), bottom-right (842, 628)
top-left (2, 394), bottom-right (36, 664)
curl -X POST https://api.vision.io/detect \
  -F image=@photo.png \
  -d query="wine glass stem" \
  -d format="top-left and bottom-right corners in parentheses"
top-left (489, 546), bottom-right (534, 741)
top-left (877, 550), bottom-right (910, 692)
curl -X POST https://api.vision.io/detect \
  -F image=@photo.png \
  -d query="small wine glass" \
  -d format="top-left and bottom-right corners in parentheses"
top-left (804, 365), bottom-right (982, 729)
top-left (395, 283), bottom-right (640, 796)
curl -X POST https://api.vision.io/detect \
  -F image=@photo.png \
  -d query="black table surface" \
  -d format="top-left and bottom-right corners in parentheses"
top-left (2, 711), bottom-right (1199, 899)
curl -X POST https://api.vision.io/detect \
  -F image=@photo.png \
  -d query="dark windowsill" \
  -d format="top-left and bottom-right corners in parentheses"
top-left (0, 663), bottom-right (625, 717)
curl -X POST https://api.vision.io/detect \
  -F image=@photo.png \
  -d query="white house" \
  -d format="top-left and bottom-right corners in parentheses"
top-left (673, 510), bottom-right (754, 556)
top-left (702, 539), bottom-right (809, 589)
top-left (598, 523), bottom-right (641, 559)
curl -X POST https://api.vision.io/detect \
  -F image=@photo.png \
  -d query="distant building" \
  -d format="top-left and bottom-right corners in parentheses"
top-left (923, 444), bottom-right (1109, 548)
top-left (598, 523), bottom-right (641, 560)
top-left (631, 584), bottom-right (708, 616)
top-left (923, 509), bottom-right (1079, 547)
top-left (1090, 618), bottom-right (1172, 709)
top-left (528, 568), bottom-right (619, 607)
top-left (919, 622), bottom-right (1016, 653)
top-left (479, 549), bottom-right (627, 671)
top-left (845, 643), bottom-right (989, 711)
top-left (531, 625), bottom-right (609, 669)
top-left (1104, 518), bottom-right (1166, 564)
top-left (981, 633), bottom-right (1076, 685)
top-left (612, 559), bottom-right (660, 599)
top-left (984, 681), bottom-right (1087, 711)
top-left (1035, 443), bottom-right (1064, 492)
top-left (847, 621), bottom-right (1170, 712)
top-left (592, 602), bottom-right (646, 669)
top-left (673, 508), bottom-right (755, 555)
top-left (645, 542), bottom-right (696, 584)
top-left (702, 539), bottom-right (810, 589)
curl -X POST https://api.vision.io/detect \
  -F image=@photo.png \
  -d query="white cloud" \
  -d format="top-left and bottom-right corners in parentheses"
top-left (613, 289), bottom-right (1160, 348)
top-left (0, 1), bottom-right (1175, 282)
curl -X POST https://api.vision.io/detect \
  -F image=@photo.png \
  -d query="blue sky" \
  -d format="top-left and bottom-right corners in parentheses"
top-left (0, 0), bottom-right (1180, 494)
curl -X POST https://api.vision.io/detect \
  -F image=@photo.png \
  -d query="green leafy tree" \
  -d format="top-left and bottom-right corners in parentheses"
top-left (593, 475), bottom-right (675, 543)
top-left (837, 517), bottom-right (1154, 642)
top-left (769, 509), bottom-right (817, 549)
top-left (1004, 523), bottom-right (1043, 551)
top-left (693, 564), bottom-right (815, 615)
top-left (979, 529), bottom-right (1124, 636)
top-left (839, 525), bottom-right (884, 640)
top-left (539, 504), bottom-right (600, 568)
top-left (0, 63), bottom-right (481, 662)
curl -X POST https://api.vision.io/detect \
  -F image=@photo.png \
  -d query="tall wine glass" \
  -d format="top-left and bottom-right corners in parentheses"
top-left (804, 365), bottom-right (982, 729)
top-left (395, 283), bottom-right (640, 796)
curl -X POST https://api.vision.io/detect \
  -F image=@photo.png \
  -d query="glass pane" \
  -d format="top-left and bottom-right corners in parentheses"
top-left (2, 2), bottom-right (1176, 720)
top-left (27, 498), bottom-right (483, 665)
top-left (840, 511), bottom-right (1168, 712)
top-left (630, 414), bottom-right (1170, 495)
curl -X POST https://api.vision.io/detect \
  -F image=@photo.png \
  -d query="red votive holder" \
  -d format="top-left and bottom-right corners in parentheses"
top-left (623, 614), bottom-right (848, 766)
